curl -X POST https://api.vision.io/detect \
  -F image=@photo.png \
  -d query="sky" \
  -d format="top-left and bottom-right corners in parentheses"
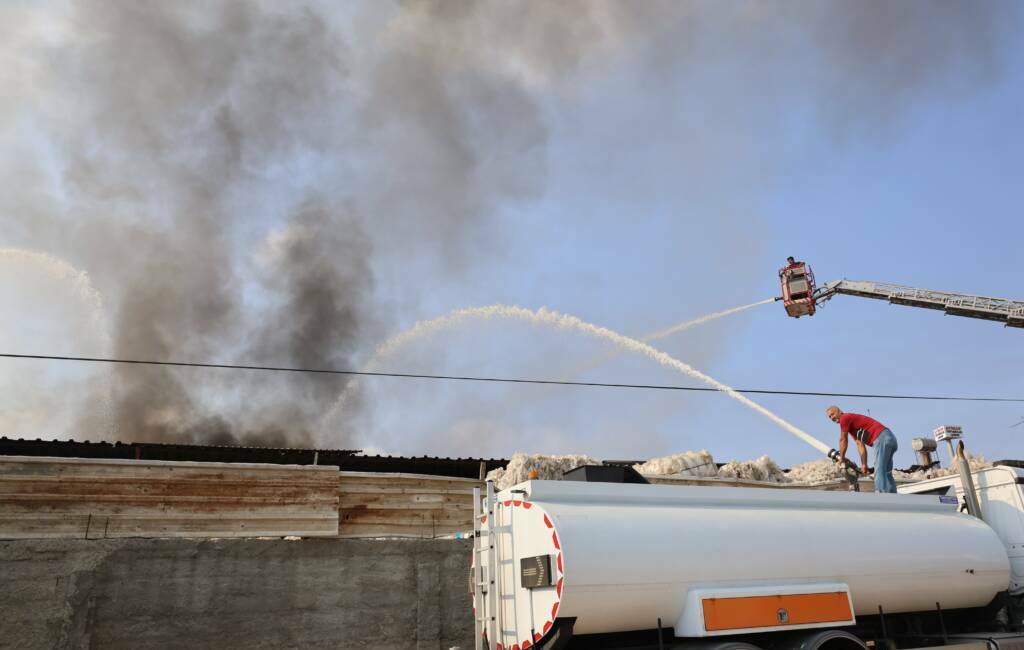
top-left (1, 1), bottom-right (1022, 470)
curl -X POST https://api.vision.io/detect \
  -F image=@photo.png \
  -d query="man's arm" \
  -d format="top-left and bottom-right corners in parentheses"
top-left (855, 440), bottom-right (869, 474)
top-left (837, 432), bottom-right (848, 464)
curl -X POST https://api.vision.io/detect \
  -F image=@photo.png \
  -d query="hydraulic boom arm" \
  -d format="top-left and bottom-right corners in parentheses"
top-left (813, 280), bottom-right (1024, 328)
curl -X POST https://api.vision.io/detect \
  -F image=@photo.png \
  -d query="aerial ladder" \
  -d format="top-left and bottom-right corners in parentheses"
top-left (778, 261), bottom-right (1024, 328)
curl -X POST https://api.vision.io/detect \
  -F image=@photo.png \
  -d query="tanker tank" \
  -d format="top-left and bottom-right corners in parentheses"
top-left (472, 480), bottom-right (1010, 649)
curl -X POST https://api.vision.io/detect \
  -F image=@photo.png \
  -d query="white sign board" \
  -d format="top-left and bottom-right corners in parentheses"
top-left (933, 425), bottom-right (963, 441)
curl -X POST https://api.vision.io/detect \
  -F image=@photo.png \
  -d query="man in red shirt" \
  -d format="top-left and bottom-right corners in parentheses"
top-left (826, 406), bottom-right (899, 493)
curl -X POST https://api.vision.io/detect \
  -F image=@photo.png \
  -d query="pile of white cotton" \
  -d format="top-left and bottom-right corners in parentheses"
top-left (894, 453), bottom-right (991, 481)
top-left (632, 450), bottom-right (717, 478)
top-left (483, 449), bottom-right (992, 491)
top-left (716, 455), bottom-right (788, 482)
top-left (786, 458), bottom-right (842, 483)
top-left (486, 452), bottom-right (598, 490)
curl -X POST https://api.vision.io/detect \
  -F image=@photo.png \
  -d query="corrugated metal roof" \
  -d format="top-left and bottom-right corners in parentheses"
top-left (0, 437), bottom-right (508, 479)
top-left (338, 453), bottom-right (507, 478)
top-left (0, 436), bottom-right (360, 466)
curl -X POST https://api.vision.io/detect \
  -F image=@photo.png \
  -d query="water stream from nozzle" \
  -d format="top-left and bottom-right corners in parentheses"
top-left (563, 298), bottom-right (775, 380)
top-left (325, 304), bottom-right (832, 456)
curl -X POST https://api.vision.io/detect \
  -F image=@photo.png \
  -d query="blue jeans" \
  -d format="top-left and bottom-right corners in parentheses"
top-left (873, 429), bottom-right (898, 493)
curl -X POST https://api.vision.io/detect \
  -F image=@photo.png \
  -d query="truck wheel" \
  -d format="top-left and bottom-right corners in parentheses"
top-left (775, 629), bottom-right (866, 650)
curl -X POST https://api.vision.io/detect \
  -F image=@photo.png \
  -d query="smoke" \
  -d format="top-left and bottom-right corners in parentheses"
top-left (4, 1), bottom-right (370, 446)
top-left (0, 1), bottom-right (1016, 449)
top-left (1, 0), bottom-right (562, 446)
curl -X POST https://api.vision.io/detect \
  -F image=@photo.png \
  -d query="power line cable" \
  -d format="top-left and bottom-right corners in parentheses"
top-left (1, 352), bottom-right (1022, 402)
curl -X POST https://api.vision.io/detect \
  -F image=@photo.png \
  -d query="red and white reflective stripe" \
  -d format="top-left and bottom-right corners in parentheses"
top-left (487, 499), bottom-right (564, 650)
top-left (511, 500), bottom-right (562, 649)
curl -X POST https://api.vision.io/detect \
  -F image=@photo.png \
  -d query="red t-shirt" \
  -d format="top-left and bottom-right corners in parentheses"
top-left (839, 413), bottom-right (887, 446)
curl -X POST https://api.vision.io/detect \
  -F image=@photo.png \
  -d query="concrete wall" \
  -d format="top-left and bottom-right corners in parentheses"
top-left (0, 537), bottom-right (474, 650)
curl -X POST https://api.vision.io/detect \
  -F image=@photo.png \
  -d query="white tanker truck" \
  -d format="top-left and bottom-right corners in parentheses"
top-left (470, 462), bottom-right (1024, 650)
top-left (464, 262), bottom-right (1024, 649)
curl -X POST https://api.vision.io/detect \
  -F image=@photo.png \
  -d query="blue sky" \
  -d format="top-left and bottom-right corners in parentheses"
top-left (353, 3), bottom-right (1024, 466)
top-left (1, 2), bottom-right (1021, 468)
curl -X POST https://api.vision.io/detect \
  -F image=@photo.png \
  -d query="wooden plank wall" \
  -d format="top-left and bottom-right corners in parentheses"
top-left (0, 456), bottom-right (878, 539)
top-left (0, 455), bottom-right (340, 539)
top-left (338, 471), bottom-right (480, 538)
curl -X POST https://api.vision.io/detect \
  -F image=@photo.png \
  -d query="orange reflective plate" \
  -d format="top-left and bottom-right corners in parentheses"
top-left (702, 592), bottom-right (851, 631)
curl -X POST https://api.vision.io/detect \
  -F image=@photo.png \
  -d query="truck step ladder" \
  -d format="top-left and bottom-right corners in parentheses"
top-left (472, 485), bottom-right (486, 650)
top-left (474, 481), bottom-right (523, 650)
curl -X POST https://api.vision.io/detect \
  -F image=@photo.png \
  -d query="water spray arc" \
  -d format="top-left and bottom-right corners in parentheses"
top-left (564, 298), bottom-right (775, 380)
top-left (0, 247), bottom-right (114, 433)
top-left (0, 248), bottom-right (112, 353)
top-left (643, 298), bottom-right (775, 341)
top-left (326, 304), bottom-right (831, 457)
